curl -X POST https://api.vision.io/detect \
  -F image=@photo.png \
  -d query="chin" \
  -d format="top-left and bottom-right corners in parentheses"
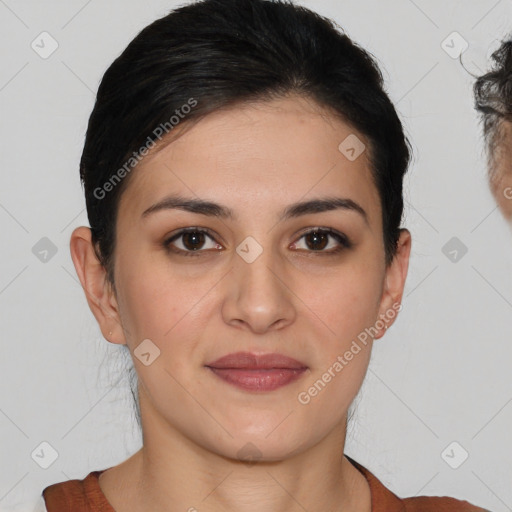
top-left (229, 424), bottom-right (325, 463)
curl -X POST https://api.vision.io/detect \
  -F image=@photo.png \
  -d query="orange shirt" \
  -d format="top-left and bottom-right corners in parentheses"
top-left (42, 455), bottom-right (490, 511)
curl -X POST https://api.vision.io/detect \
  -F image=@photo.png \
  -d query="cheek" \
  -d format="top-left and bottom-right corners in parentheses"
top-left (295, 331), bottom-right (372, 432)
top-left (302, 263), bottom-right (383, 346)
top-left (114, 248), bottom-right (181, 342)
top-left (115, 249), bottom-right (217, 359)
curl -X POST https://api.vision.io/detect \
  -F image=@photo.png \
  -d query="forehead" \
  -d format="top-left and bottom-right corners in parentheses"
top-left (118, 95), bottom-right (381, 225)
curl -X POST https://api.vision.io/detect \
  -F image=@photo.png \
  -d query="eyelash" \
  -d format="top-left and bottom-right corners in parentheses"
top-left (163, 227), bottom-right (352, 258)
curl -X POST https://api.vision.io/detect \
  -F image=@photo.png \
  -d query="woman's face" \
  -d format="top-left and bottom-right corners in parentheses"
top-left (490, 120), bottom-right (512, 224)
top-left (75, 95), bottom-right (410, 461)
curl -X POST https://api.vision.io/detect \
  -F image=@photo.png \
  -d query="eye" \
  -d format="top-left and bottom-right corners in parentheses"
top-left (291, 228), bottom-right (352, 254)
top-left (163, 228), bottom-right (223, 257)
top-left (163, 226), bottom-right (352, 257)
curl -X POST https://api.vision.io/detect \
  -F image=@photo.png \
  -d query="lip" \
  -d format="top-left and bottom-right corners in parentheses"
top-left (206, 351), bottom-right (308, 370)
top-left (205, 352), bottom-right (308, 392)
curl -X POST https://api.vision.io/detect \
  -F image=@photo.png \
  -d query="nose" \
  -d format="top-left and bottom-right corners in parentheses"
top-left (221, 244), bottom-right (297, 335)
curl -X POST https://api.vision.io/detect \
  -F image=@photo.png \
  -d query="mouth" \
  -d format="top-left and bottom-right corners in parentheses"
top-left (204, 351), bottom-right (308, 392)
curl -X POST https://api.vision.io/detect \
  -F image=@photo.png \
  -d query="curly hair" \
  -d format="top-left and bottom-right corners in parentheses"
top-left (474, 38), bottom-right (512, 177)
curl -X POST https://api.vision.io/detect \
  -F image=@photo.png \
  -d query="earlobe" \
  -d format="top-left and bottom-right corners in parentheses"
top-left (69, 226), bottom-right (125, 345)
top-left (374, 228), bottom-right (412, 339)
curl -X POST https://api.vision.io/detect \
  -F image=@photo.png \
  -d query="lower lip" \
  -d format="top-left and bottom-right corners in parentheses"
top-left (206, 367), bottom-right (307, 392)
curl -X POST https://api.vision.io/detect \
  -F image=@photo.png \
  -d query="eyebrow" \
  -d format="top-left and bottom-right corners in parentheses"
top-left (141, 194), bottom-right (368, 224)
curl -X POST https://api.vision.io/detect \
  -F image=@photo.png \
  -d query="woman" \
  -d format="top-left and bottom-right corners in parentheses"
top-left (39, 0), bottom-right (488, 510)
top-left (474, 38), bottom-right (512, 227)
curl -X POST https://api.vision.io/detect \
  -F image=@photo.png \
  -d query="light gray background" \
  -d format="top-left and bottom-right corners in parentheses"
top-left (1, 0), bottom-right (511, 510)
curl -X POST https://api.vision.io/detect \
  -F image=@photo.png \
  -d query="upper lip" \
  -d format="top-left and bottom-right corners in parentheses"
top-left (205, 351), bottom-right (308, 370)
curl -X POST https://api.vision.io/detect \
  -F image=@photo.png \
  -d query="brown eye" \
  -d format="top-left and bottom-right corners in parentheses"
top-left (164, 228), bottom-right (222, 256)
top-left (304, 230), bottom-right (329, 251)
top-left (181, 231), bottom-right (206, 251)
top-left (292, 228), bottom-right (352, 254)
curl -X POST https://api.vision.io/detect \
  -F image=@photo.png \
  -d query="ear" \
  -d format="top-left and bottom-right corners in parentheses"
top-left (374, 229), bottom-right (411, 340)
top-left (69, 226), bottom-right (126, 345)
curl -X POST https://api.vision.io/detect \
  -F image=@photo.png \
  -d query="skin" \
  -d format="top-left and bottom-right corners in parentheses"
top-left (489, 120), bottom-right (512, 224)
top-left (70, 94), bottom-right (411, 512)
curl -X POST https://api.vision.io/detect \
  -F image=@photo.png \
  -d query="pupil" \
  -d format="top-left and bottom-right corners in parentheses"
top-left (307, 231), bottom-right (327, 250)
top-left (183, 231), bottom-right (204, 251)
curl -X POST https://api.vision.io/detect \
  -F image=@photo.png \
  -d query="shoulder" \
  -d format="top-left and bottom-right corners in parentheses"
top-left (402, 495), bottom-right (491, 511)
top-left (345, 455), bottom-right (491, 512)
top-left (42, 476), bottom-right (86, 509)
top-left (42, 470), bottom-right (111, 512)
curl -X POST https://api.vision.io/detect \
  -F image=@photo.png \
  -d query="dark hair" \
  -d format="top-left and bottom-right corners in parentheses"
top-left (81, 0), bottom-right (411, 428)
top-left (80, 0), bottom-right (411, 284)
top-left (474, 38), bottom-right (512, 175)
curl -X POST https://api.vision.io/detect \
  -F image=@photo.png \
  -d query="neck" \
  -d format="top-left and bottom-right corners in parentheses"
top-left (99, 391), bottom-right (370, 512)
